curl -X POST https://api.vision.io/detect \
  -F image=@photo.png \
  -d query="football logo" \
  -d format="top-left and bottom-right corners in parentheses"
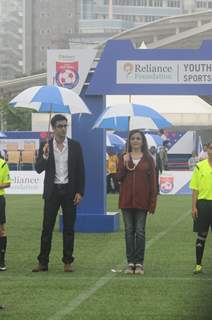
top-left (55, 61), bottom-right (79, 89)
top-left (160, 176), bottom-right (174, 193)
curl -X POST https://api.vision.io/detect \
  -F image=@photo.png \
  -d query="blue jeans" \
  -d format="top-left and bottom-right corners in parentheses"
top-left (122, 209), bottom-right (147, 265)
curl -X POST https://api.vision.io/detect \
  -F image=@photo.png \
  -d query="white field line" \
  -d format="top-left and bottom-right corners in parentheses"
top-left (47, 209), bottom-right (191, 320)
top-left (2, 275), bottom-right (212, 282)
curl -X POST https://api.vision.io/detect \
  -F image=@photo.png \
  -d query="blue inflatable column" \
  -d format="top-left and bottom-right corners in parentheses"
top-left (70, 87), bottom-right (119, 232)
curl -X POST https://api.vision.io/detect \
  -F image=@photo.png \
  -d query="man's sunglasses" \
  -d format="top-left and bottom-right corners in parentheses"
top-left (55, 124), bottom-right (68, 129)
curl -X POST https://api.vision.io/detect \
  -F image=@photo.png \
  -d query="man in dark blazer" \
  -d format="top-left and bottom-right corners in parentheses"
top-left (32, 114), bottom-right (85, 272)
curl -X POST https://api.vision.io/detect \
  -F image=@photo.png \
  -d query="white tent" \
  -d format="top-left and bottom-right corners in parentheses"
top-left (106, 95), bottom-right (212, 130)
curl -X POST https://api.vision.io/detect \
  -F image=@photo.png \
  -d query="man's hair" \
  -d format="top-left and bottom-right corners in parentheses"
top-left (206, 141), bottom-right (212, 147)
top-left (51, 114), bottom-right (67, 128)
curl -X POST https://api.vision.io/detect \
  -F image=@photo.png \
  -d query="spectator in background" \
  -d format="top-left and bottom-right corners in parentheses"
top-left (159, 129), bottom-right (168, 142)
top-left (106, 149), bottom-right (119, 193)
top-left (188, 151), bottom-right (199, 171)
top-left (149, 146), bottom-right (162, 194)
top-left (159, 141), bottom-right (169, 171)
top-left (198, 144), bottom-right (208, 161)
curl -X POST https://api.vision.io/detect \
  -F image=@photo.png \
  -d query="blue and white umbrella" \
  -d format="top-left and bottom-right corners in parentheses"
top-left (10, 85), bottom-right (91, 114)
top-left (0, 132), bottom-right (6, 138)
top-left (145, 133), bottom-right (163, 148)
top-left (93, 103), bottom-right (172, 131)
top-left (106, 132), bottom-right (126, 150)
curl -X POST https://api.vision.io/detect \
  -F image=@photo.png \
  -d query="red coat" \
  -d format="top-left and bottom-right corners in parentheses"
top-left (117, 154), bottom-right (157, 213)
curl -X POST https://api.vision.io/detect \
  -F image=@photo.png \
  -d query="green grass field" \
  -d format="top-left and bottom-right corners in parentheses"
top-left (1, 194), bottom-right (212, 320)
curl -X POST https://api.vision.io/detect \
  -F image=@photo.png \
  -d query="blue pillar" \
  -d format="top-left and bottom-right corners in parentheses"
top-left (67, 86), bottom-right (119, 232)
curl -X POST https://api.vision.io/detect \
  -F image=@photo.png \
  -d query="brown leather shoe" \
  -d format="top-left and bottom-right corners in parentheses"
top-left (32, 263), bottom-right (48, 272)
top-left (64, 263), bottom-right (74, 272)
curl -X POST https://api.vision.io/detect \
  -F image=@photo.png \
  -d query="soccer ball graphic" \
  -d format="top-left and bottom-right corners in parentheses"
top-left (56, 68), bottom-right (79, 89)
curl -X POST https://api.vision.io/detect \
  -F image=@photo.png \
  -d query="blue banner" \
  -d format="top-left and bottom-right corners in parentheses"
top-left (87, 40), bottom-right (212, 95)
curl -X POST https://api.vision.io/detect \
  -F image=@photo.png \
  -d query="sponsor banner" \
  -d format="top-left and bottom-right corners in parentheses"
top-left (117, 60), bottom-right (212, 84)
top-left (47, 49), bottom-right (97, 94)
top-left (5, 170), bottom-right (192, 195)
top-left (160, 171), bottom-right (192, 195)
top-left (87, 40), bottom-right (212, 95)
top-left (6, 171), bottom-right (44, 195)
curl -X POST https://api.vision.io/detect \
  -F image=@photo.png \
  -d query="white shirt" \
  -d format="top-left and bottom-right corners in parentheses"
top-left (132, 158), bottom-right (141, 166)
top-left (53, 137), bottom-right (69, 184)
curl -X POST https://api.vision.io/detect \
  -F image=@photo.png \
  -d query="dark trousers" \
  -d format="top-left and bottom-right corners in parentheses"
top-left (38, 185), bottom-right (76, 266)
top-left (0, 196), bottom-right (6, 225)
top-left (122, 209), bottom-right (147, 265)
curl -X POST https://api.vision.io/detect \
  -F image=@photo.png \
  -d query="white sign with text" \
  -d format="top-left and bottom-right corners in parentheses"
top-left (7, 171), bottom-right (44, 195)
top-left (47, 49), bottom-right (97, 94)
top-left (117, 60), bottom-right (212, 84)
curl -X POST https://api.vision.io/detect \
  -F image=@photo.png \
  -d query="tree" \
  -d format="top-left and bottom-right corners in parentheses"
top-left (0, 99), bottom-right (35, 131)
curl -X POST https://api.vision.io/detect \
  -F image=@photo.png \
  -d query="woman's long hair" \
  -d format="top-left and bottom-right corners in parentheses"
top-left (127, 130), bottom-right (149, 158)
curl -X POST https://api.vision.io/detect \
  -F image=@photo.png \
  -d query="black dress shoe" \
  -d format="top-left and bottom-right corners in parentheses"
top-left (32, 263), bottom-right (48, 272)
top-left (0, 264), bottom-right (7, 271)
top-left (64, 263), bottom-right (74, 272)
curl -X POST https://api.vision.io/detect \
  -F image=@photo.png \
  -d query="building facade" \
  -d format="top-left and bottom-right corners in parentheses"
top-left (0, 0), bottom-right (23, 81)
top-left (79, 0), bottom-right (212, 33)
top-left (69, 0), bottom-right (212, 48)
top-left (24, 0), bottom-right (79, 76)
top-left (1, 0), bottom-right (212, 81)
top-left (0, 0), bottom-right (79, 81)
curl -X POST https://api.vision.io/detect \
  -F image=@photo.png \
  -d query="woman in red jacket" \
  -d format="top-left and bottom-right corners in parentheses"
top-left (117, 130), bottom-right (157, 275)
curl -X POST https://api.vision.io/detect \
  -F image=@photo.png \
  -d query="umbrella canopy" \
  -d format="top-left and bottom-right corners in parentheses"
top-left (93, 103), bottom-right (172, 131)
top-left (106, 132), bottom-right (126, 150)
top-left (0, 132), bottom-right (6, 138)
top-left (107, 95), bottom-right (212, 130)
top-left (10, 85), bottom-right (91, 114)
top-left (145, 133), bottom-right (163, 148)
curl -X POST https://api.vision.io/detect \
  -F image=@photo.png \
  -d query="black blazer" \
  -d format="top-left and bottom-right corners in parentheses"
top-left (35, 138), bottom-right (85, 200)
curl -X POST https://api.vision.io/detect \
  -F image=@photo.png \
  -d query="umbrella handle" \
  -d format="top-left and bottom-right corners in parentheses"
top-left (126, 96), bottom-right (131, 152)
top-left (126, 115), bottom-right (130, 152)
top-left (47, 107), bottom-right (53, 141)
